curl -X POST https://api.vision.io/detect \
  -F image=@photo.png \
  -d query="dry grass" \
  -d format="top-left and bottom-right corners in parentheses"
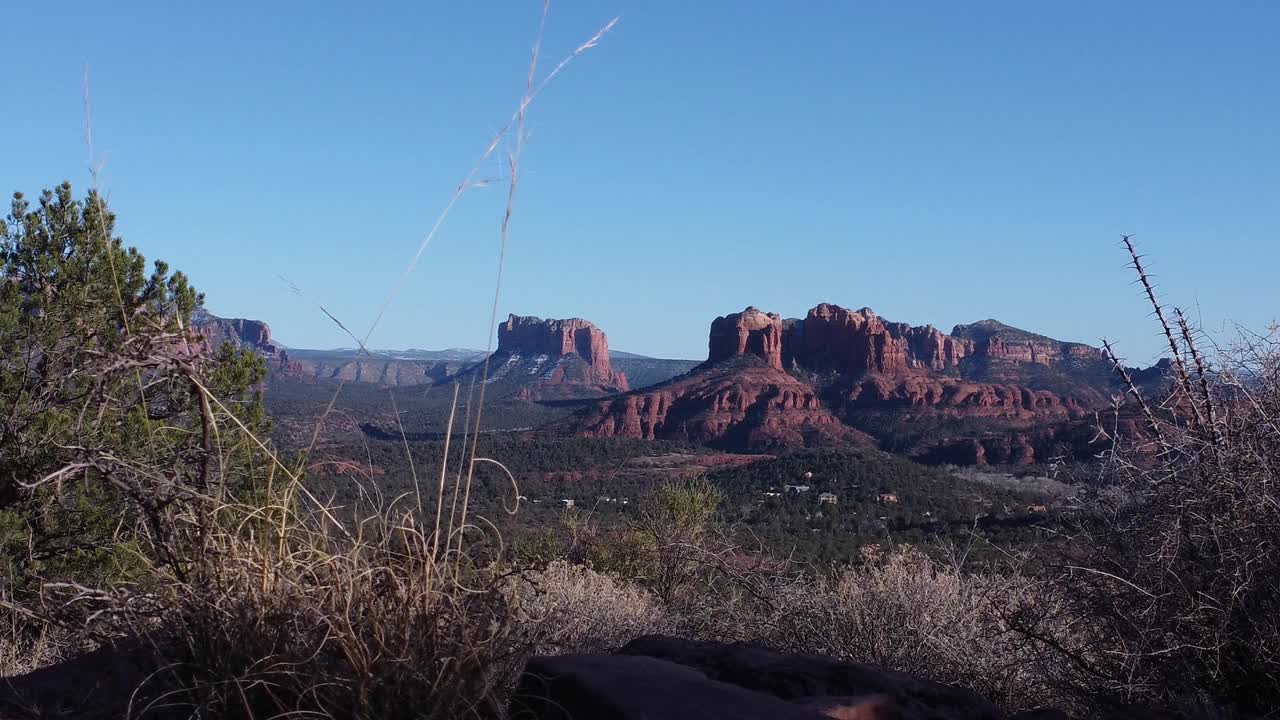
top-left (498, 540), bottom-right (1090, 714)
top-left (107, 502), bottom-right (527, 718)
top-left (1, 368), bottom-right (539, 717)
top-left (505, 560), bottom-right (676, 655)
top-left (646, 546), bottom-right (1081, 714)
top-left (0, 609), bottom-right (75, 678)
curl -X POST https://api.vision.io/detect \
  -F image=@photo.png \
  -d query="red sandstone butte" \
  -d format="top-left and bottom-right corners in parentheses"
top-left (498, 314), bottom-right (628, 391)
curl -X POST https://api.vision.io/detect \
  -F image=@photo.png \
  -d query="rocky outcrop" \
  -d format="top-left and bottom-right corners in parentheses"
top-left (196, 310), bottom-right (634, 397)
top-left (620, 636), bottom-right (1008, 719)
top-left (497, 314), bottom-right (628, 392)
top-left (844, 376), bottom-right (1083, 417)
top-left (0, 646), bottom-right (154, 720)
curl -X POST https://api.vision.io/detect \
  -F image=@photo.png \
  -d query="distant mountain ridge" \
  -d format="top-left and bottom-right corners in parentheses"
top-left (289, 347), bottom-right (488, 363)
top-left (194, 310), bottom-right (698, 394)
top-left (194, 305), bottom-right (1161, 464)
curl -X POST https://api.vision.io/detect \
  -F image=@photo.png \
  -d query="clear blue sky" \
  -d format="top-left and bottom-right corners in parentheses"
top-left (4, 1), bottom-right (1276, 363)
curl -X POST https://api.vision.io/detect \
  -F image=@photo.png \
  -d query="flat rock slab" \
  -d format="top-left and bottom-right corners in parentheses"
top-left (510, 653), bottom-right (826, 720)
top-left (618, 635), bottom-right (1005, 720)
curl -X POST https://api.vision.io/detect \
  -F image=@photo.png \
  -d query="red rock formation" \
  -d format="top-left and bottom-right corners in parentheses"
top-left (707, 304), bottom-right (1101, 380)
top-left (922, 433), bottom-right (1058, 467)
top-left (708, 307), bottom-right (785, 369)
top-left (494, 314), bottom-right (628, 393)
top-left (572, 302), bottom-right (1118, 460)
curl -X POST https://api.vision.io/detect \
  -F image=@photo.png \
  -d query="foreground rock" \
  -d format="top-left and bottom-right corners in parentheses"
top-left (511, 635), bottom-right (1035, 720)
top-left (622, 635), bottom-right (1003, 719)
top-left (0, 647), bottom-right (151, 720)
top-left (509, 653), bottom-right (824, 720)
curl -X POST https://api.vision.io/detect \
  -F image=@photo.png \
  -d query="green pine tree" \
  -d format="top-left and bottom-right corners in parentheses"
top-left (1, 182), bottom-right (269, 594)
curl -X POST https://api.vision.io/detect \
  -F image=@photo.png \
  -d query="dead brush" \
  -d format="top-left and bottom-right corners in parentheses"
top-left (1011, 237), bottom-right (1280, 715)
top-left (5, 356), bottom-right (537, 719)
top-left (735, 546), bottom-right (1078, 714)
top-left (116, 492), bottom-right (529, 718)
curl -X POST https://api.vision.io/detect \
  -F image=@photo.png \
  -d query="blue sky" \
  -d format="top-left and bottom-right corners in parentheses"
top-left (3, 1), bottom-right (1276, 363)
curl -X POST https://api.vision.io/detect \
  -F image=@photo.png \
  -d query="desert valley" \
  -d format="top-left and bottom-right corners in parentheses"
top-left (4, 3), bottom-right (1277, 718)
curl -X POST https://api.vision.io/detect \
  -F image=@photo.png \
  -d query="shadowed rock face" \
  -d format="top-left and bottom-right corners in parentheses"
top-left (618, 636), bottom-right (1007, 719)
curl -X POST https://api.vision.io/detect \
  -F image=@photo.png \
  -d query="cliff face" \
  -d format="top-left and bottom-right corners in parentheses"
top-left (443, 314), bottom-right (629, 400)
top-left (704, 305), bottom-right (1104, 379)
